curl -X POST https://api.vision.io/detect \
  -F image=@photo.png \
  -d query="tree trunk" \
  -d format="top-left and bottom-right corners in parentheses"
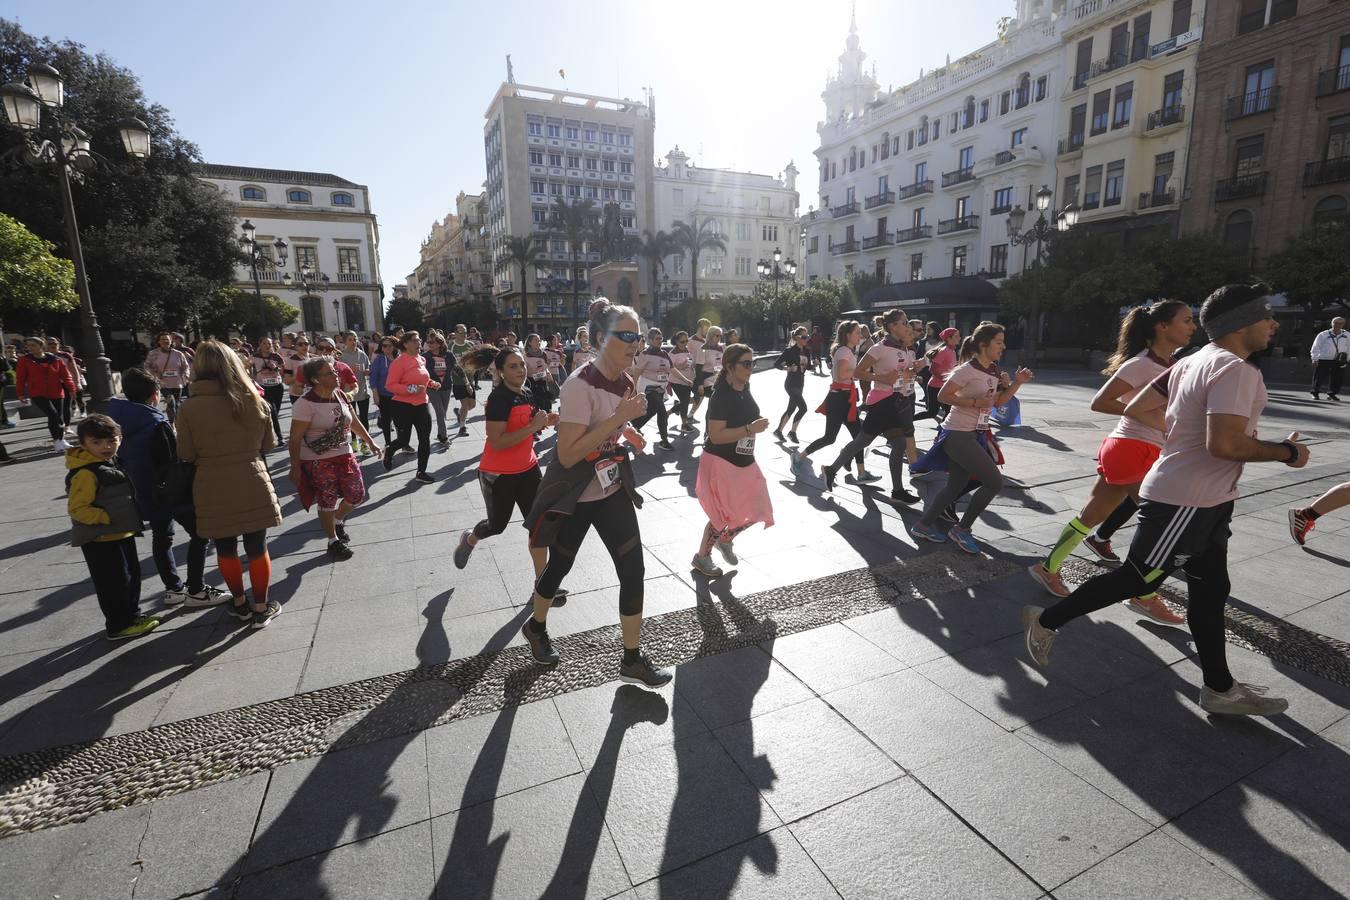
top-left (519, 263), bottom-right (529, 337)
top-left (690, 250), bottom-right (699, 305)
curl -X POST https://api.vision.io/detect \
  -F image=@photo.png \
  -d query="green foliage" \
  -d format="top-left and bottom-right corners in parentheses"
top-left (1265, 219), bottom-right (1350, 322)
top-left (671, 216), bottom-right (727, 303)
top-left (198, 288), bottom-right (298, 338)
top-left (428, 299), bottom-right (498, 335)
top-left (0, 211), bottom-right (78, 317)
top-left (660, 279), bottom-right (845, 347)
top-left (384, 295), bottom-right (427, 332)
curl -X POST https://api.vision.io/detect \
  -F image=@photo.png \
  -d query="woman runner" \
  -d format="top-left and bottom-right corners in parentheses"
top-left (422, 330), bottom-right (457, 444)
top-left (629, 327), bottom-right (675, 451)
top-left (687, 318), bottom-right (712, 417)
top-left (520, 299), bottom-right (671, 688)
top-left (910, 323), bottom-right (1032, 554)
top-left (449, 325), bottom-right (476, 436)
top-left (144, 332), bottom-right (191, 423)
top-left (1026, 301), bottom-right (1194, 626)
top-left (691, 343), bottom-right (774, 577)
top-left (668, 331), bottom-right (697, 434)
top-left (523, 334), bottom-right (557, 414)
top-left (369, 336), bottom-right (399, 447)
top-left (773, 327), bottom-right (811, 442)
top-left (383, 331), bottom-right (438, 483)
top-left (571, 326), bottom-right (596, 372)
top-left (791, 320), bottom-right (877, 483)
top-left (917, 327), bottom-right (960, 421)
top-left (282, 335), bottom-right (311, 406)
top-left (250, 337), bottom-right (287, 446)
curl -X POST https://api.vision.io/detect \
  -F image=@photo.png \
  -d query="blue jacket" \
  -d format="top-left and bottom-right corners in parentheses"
top-left (104, 397), bottom-right (182, 522)
top-left (370, 353), bottom-right (394, 399)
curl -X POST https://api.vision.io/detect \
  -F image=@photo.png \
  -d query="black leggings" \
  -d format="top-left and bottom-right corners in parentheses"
top-left (376, 396), bottom-right (393, 444)
top-left (32, 396), bottom-right (64, 440)
top-left (802, 389), bottom-right (862, 465)
top-left (630, 386), bottom-right (669, 441)
top-left (671, 384), bottom-right (692, 421)
top-left (161, 387), bottom-right (182, 423)
top-left (530, 379), bottom-right (554, 413)
top-left (915, 382), bottom-right (946, 421)
top-left (779, 380), bottom-right (807, 429)
top-left (214, 530), bottom-right (267, 558)
top-left (535, 491), bottom-right (644, 616)
top-left (1095, 496), bottom-right (1138, 541)
top-left (474, 466), bottom-right (542, 539)
top-left (390, 401), bottom-right (432, 473)
top-left (262, 384), bottom-right (285, 442)
top-left (356, 397), bottom-right (370, 433)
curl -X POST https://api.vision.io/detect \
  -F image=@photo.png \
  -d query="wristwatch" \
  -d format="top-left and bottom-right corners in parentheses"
top-left (1282, 440), bottom-right (1299, 464)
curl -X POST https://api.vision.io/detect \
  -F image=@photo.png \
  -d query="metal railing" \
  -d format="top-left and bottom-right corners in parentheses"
top-left (1214, 172), bottom-right (1268, 201)
top-left (896, 179), bottom-right (934, 200)
top-left (1088, 50), bottom-right (1129, 80)
top-left (993, 150), bottom-right (1016, 166)
top-left (1137, 189), bottom-right (1176, 209)
top-left (1145, 106), bottom-right (1185, 132)
top-left (831, 201), bottom-right (860, 218)
top-left (1058, 133), bottom-right (1085, 155)
top-left (941, 166), bottom-right (975, 187)
top-left (864, 191), bottom-right (896, 209)
top-left (337, 272), bottom-right (363, 283)
top-left (1225, 86), bottom-right (1279, 121)
top-left (829, 240), bottom-right (860, 255)
top-left (895, 225), bottom-right (932, 243)
top-left (1316, 64), bottom-right (1350, 98)
top-left (1304, 158), bottom-right (1350, 188)
top-left (937, 215), bottom-right (980, 234)
top-left (862, 234), bottom-right (894, 249)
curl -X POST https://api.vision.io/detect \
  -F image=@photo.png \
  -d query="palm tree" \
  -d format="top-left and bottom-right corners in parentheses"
top-left (638, 229), bottom-right (678, 322)
top-left (550, 197), bottom-right (598, 327)
top-left (671, 215), bottom-right (727, 306)
top-left (501, 235), bottom-right (544, 336)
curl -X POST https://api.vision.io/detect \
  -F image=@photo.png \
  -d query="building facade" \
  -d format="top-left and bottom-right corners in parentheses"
top-left (652, 147), bottom-right (801, 307)
top-left (1180, 0), bottom-right (1350, 263)
top-left (482, 83), bottom-right (656, 328)
top-left (197, 164), bottom-right (383, 335)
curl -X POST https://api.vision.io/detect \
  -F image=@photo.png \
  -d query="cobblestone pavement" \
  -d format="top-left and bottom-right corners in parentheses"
top-left (0, 369), bottom-right (1346, 899)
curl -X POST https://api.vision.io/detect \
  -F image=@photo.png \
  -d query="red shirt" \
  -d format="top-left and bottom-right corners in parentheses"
top-left (480, 383), bottom-right (539, 474)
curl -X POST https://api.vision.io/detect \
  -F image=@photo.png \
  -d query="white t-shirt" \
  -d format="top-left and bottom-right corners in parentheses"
top-left (687, 335), bottom-right (707, 370)
top-left (633, 348), bottom-right (672, 393)
top-left (1106, 350), bottom-right (1170, 447)
top-left (558, 365), bottom-right (627, 503)
top-left (862, 339), bottom-right (918, 403)
top-left (831, 346), bottom-right (855, 383)
top-left (701, 343), bottom-right (725, 376)
top-left (941, 361), bottom-right (1000, 432)
top-left (1140, 344), bottom-right (1267, 508)
top-left (669, 350), bottom-right (694, 385)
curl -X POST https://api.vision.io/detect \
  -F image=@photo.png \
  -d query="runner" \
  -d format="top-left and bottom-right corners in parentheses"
top-left (917, 327), bottom-right (960, 421)
top-left (16, 336), bottom-right (76, 451)
top-left (449, 325), bottom-right (476, 436)
top-left (855, 317), bottom-right (880, 400)
top-left (687, 318), bottom-right (712, 416)
top-left (773, 327), bottom-right (810, 442)
top-left (791, 320), bottom-right (878, 484)
top-left (422, 329), bottom-right (457, 444)
top-left (699, 326), bottom-right (726, 406)
top-left (369, 335), bottom-right (399, 447)
top-left (453, 345), bottom-right (567, 597)
top-left (691, 343), bottom-right (774, 577)
top-left (1289, 481), bottom-right (1350, 545)
top-left (523, 334), bottom-right (556, 414)
top-left (144, 332), bottom-right (191, 423)
top-left (668, 331), bottom-right (697, 434)
top-left (1024, 283), bottom-right (1304, 717)
top-left (820, 310), bottom-right (925, 505)
top-left (340, 330), bottom-right (373, 455)
top-left (629, 327), bottom-right (675, 451)
top-left (910, 322), bottom-right (1032, 554)
top-left (808, 325), bottom-right (826, 375)
top-left (571, 326), bottom-right (596, 372)
top-left (1026, 301), bottom-right (1194, 627)
top-left (545, 333), bottom-right (566, 386)
top-left (521, 298), bottom-right (672, 688)
top-left (282, 335), bottom-right (312, 406)
top-left (383, 331), bottom-right (438, 483)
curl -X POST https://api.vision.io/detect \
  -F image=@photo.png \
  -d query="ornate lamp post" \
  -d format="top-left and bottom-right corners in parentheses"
top-left (1006, 186), bottom-right (1077, 362)
top-left (1, 66), bottom-right (151, 411)
top-left (757, 248), bottom-right (798, 341)
top-left (237, 220), bottom-right (288, 342)
top-left (284, 262), bottom-right (330, 333)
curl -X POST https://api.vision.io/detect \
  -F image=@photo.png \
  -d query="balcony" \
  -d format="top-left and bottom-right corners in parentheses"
top-left (864, 190), bottom-right (895, 209)
top-left (1305, 157), bottom-right (1350, 188)
top-left (896, 179), bottom-right (934, 200)
top-left (830, 240), bottom-right (860, 256)
top-left (941, 166), bottom-right (975, 188)
top-left (1145, 105), bottom-right (1185, 134)
top-left (993, 150), bottom-right (1016, 166)
top-left (987, 266), bottom-right (1008, 279)
top-left (254, 270), bottom-right (282, 283)
top-left (1072, 71), bottom-right (1090, 91)
top-left (937, 215), bottom-right (980, 235)
top-left (862, 234), bottom-right (894, 250)
top-left (1088, 50), bottom-right (1129, 81)
top-left (831, 201), bottom-right (860, 218)
top-left (895, 225), bottom-right (932, 243)
top-left (1225, 86), bottom-right (1279, 121)
top-left (1316, 64), bottom-right (1350, 98)
top-left (1214, 172), bottom-right (1268, 202)
top-left (337, 272), bottom-right (363, 283)
top-left (1137, 189), bottom-right (1177, 209)
top-left (990, 203), bottom-right (1013, 216)
top-left (1058, 133), bottom-right (1085, 156)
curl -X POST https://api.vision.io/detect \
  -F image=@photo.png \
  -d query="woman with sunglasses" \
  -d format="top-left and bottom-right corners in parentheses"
top-left (773, 327), bottom-right (811, 442)
top-left (629, 327), bottom-right (675, 451)
top-left (521, 299), bottom-right (671, 689)
top-left (523, 334), bottom-right (557, 414)
top-left (668, 331), bottom-right (697, 434)
top-left (422, 329), bottom-right (457, 445)
top-left (383, 331), bottom-right (438, 483)
top-left (369, 336), bottom-right (399, 446)
top-left (791, 320), bottom-right (878, 484)
top-left (282, 336), bottom-right (311, 407)
top-left (250, 337), bottom-right (287, 446)
top-left (692, 343), bottom-right (773, 577)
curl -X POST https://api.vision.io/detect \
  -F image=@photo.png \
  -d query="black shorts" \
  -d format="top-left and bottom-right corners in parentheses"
top-left (861, 392), bottom-right (915, 438)
top-left (695, 369), bottom-right (714, 389)
top-left (452, 383), bottom-right (475, 401)
top-left (1125, 499), bottom-right (1233, 577)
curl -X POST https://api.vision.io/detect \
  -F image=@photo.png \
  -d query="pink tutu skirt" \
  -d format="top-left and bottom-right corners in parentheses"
top-left (695, 452), bottom-right (775, 532)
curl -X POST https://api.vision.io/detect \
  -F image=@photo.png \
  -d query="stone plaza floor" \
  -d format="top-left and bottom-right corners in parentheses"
top-left (0, 367), bottom-right (1345, 898)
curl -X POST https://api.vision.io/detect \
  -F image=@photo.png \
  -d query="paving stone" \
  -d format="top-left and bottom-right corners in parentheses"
top-left (764, 622), bottom-right (905, 694)
top-left (670, 644), bottom-right (814, 730)
top-left (552, 679), bottom-right (705, 769)
top-left (789, 777), bottom-right (1042, 899)
top-left (1056, 830), bottom-right (1260, 899)
top-left (237, 820), bottom-right (435, 900)
top-left (0, 798), bottom-right (147, 899)
top-left (152, 646), bottom-right (309, 726)
top-left (843, 604), bottom-right (986, 666)
top-left (633, 826), bottom-right (837, 899)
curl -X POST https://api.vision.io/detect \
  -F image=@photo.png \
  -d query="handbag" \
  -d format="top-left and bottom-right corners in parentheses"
top-left (152, 460), bottom-right (196, 508)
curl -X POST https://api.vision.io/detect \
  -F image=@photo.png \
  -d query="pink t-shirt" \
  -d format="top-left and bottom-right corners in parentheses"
top-left (941, 361), bottom-right (1000, 432)
top-left (928, 346), bottom-right (957, 388)
top-left (1140, 344), bottom-right (1267, 508)
top-left (558, 363), bottom-right (628, 503)
top-left (633, 348), bottom-right (672, 393)
top-left (1107, 350), bottom-right (1171, 447)
top-left (669, 350), bottom-right (694, 385)
top-left (862, 339), bottom-right (919, 404)
top-left (831, 346), bottom-right (855, 382)
top-left (291, 394), bottom-right (353, 461)
top-left (284, 353), bottom-right (309, 397)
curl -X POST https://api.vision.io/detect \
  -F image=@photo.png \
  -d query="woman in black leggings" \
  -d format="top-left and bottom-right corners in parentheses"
top-left (774, 327), bottom-right (811, 442)
top-left (668, 331), bottom-right (697, 434)
top-left (792, 320), bottom-right (878, 483)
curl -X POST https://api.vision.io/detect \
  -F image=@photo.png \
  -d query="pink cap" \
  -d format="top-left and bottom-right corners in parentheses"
top-left (940, 327), bottom-right (959, 341)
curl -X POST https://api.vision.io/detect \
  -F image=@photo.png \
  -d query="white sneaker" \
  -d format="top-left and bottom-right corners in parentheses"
top-left (163, 587), bottom-right (188, 606)
top-left (1199, 682), bottom-right (1289, 716)
top-left (183, 585), bottom-right (230, 608)
top-left (53, 438), bottom-right (71, 451)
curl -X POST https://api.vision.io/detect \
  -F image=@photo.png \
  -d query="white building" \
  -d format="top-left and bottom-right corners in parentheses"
top-left (198, 164), bottom-right (383, 335)
top-left (803, 5), bottom-right (1065, 326)
top-left (652, 147), bottom-right (800, 302)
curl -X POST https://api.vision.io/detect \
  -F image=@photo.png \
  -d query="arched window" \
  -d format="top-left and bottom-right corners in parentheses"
top-left (342, 296), bottom-right (366, 332)
top-left (240, 185), bottom-right (266, 201)
top-left (300, 295), bottom-right (323, 332)
top-left (331, 192), bottom-right (354, 207)
top-left (287, 189), bottom-right (312, 204)
top-left (1313, 195), bottom-right (1348, 224)
top-left (1222, 209), bottom-right (1254, 252)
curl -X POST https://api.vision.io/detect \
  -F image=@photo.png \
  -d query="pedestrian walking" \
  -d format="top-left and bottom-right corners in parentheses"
top-left (16, 336), bottom-right (76, 450)
top-left (144, 332), bottom-right (191, 423)
top-left (1309, 316), bottom-right (1348, 400)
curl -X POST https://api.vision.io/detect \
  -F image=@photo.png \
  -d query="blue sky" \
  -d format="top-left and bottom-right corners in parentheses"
top-left (8, 0), bottom-right (1013, 302)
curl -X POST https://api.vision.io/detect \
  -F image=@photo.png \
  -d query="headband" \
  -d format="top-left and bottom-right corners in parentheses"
top-left (1202, 295), bottom-right (1272, 340)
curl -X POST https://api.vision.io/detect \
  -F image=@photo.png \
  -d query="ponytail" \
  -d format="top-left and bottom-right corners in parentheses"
top-left (461, 345), bottom-right (520, 373)
top-left (1103, 300), bottom-right (1189, 375)
top-left (587, 297), bottom-right (639, 348)
top-left (961, 323), bottom-right (1004, 363)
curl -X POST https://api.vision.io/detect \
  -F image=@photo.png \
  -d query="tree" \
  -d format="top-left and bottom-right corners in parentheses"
top-left (549, 197), bottom-right (596, 327)
top-left (1146, 233), bottom-right (1252, 306)
top-left (0, 211), bottom-right (78, 341)
top-left (671, 216), bottom-right (727, 303)
top-left (502, 235), bottom-right (544, 335)
top-left (597, 202), bottom-right (634, 263)
top-left (384, 295), bottom-right (427, 332)
top-left (0, 20), bottom-right (240, 336)
top-left (638, 229), bottom-right (677, 320)
top-left (1265, 219), bottom-right (1350, 337)
top-left (198, 288), bottom-right (298, 339)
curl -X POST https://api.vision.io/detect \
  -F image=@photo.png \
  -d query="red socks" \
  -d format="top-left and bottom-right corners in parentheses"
top-left (248, 553), bottom-right (272, 604)
top-left (218, 556), bottom-right (244, 598)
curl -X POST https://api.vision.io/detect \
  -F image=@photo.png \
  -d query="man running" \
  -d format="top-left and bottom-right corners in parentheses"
top-left (1023, 283), bottom-right (1308, 717)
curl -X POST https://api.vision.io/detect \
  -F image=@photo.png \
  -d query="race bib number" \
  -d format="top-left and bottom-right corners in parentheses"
top-left (976, 407), bottom-right (991, 429)
top-left (434, 359), bottom-right (447, 376)
top-left (258, 373), bottom-right (281, 386)
top-left (164, 369), bottom-right (178, 377)
top-left (656, 371), bottom-right (669, 383)
top-left (595, 458), bottom-right (621, 491)
top-left (735, 434), bottom-right (756, 455)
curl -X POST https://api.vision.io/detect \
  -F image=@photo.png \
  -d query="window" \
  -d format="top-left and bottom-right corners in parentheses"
top-left (915, 161), bottom-right (928, 183)
top-left (566, 126), bottom-right (579, 139)
top-left (1113, 82), bottom-right (1134, 129)
top-left (872, 145), bottom-right (878, 164)
top-left (1326, 114), bottom-right (1350, 160)
top-left (585, 186), bottom-right (598, 199)
top-left (892, 136), bottom-right (900, 155)
top-left (876, 259), bottom-right (888, 282)
top-left (952, 245), bottom-right (968, 276)
top-left (337, 247), bottom-right (360, 275)
top-left (913, 207), bottom-right (926, 227)
top-left (240, 185), bottom-right (265, 201)
top-left (963, 97), bottom-right (975, 128)
top-left (566, 154), bottom-right (580, 167)
top-left (528, 121), bottom-right (543, 136)
top-left (1243, 61), bottom-right (1276, 114)
top-left (1223, 210), bottom-right (1254, 251)
top-left (1171, 0), bottom-right (1192, 37)
top-left (918, 118), bottom-right (928, 145)
top-left (1240, 0), bottom-right (1297, 33)
top-left (619, 188), bottom-right (633, 201)
top-left (1069, 104), bottom-right (1087, 142)
top-left (585, 157), bottom-right (598, 170)
top-left (846, 186), bottom-right (856, 204)
top-left (878, 175), bottom-right (889, 194)
top-left (546, 123), bottom-right (561, 138)
top-left (1163, 71), bottom-right (1184, 113)
top-left (549, 183), bottom-right (563, 196)
top-left (1152, 151), bottom-right (1175, 198)
top-left (875, 216), bottom-right (888, 237)
top-left (762, 225), bottom-right (779, 241)
top-left (735, 257), bottom-right (753, 276)
top-left (551, 239), bottom-right (566, 253)
top-left (809, 236), bottom-right (819, 253)
top-left (1063, 174), bottom-right (1080, 204)
top-left (1132, 13), bottom-right (1152, 62)
top-left (1000, 91), bottom-right (1011, 115)
top-left (602, 131), bottom-right (615, 144)
top-left (672, 255), bottom-right (685, 274)
top-left (1314, 195), bottom-right (1348, 223)
top-left (544, 152), bottom-right (560, 167)
top-left (881, 134), bottom-right (890, 159)
top-left (301, 296), bottom-right (323, 333)
top-left (1104, 159), bottom-right (1125, 206)
top-left (529, 150), bottom-right (544, 165)
top-left (530, 179), bottom-right (546, 195)
top-left (1234, 135), bottom-right (1265, 178)
top-left (295, 246), bottom-right (318, 271)
top-left (603, 159), bottom-right (616, 173)
top-left (1075, 39), bottom-right (1094, 87)
top-left (532, 208), bottom-right (548, 225)
top-left (583, 128), bottom-right (597, 142)
top-left (990, 244), bottom-right (1009, 275)
top-left (1036, 75), bottom-right (1048, 101)
top-left (959, 146), bottom-right (974, 170)
top-left (992, 186), bottom-right (1014, 213)
top-left (602, 187), bottom-right (615, 201)
top-left (567, 184), bottom-right (581, 198)
top-left (707, 255), bottom-right (723, 275)
top-left (1084, 165), bottom-right (1103, 208)
top-left (931, 118), bottom-right (940, 140)
top-left (343, 296), bottom-right (366, 332)
top-left (979, 99), bottom-right (990, 122)
top-left (910, 253), bottom-right (923, 281)
top-left (908, 129), bottom-right (916, 150)
top-left (1016, 74), bottom-right (1031, 108)
top-left (735, 222), bottom-right (750, 241)
top-left (619, 161), bottom-right (633, 174)
top-left (287, 189), bottom-right (311, 204)
top-left (950, 112), bottom-right (960, 132)
top-left (1011, 127), bottom-right (1028, 148)
top-left (955, 196), bottom-right (970, 218)
top-left (1091, 90), bottom-right (1111, 135)
top-left (619, 133), bottom-right (633, 147)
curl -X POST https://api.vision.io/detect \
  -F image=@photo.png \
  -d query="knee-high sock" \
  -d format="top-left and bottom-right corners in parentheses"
top-left (888, 440), bottom-right (906, 492)
top-left (218, 555), bottom-right (244, 598)
top-left (1093, 497), bottom-right (1138, 541)
top-left (248, 553), bottom-right (272, 604)
top-left (1045, 518), bottom-right (1091, 574)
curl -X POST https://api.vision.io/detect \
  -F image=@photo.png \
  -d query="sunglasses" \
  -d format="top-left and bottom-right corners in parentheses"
top-left (733, 359), bottom-right (753, 368)
top-left (609, 331), bottom-right (642, 344)
top-left (295, 341), bottom-right (310, 346)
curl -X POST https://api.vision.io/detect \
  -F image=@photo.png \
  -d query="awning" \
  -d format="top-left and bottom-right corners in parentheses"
top-left (861, 276), bottom-right (1000, 313)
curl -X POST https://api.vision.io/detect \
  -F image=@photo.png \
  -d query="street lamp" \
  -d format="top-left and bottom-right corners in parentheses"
top-left (757, 249), bottom-right (798, 342)
top-left (284, 261), bottom-right (331, 333)
top-left (1006, 185), bottom-right (1071, 362)
top-left (238, 220), bottom-right (288, 342)
top-left (1, 67), bottom-right (151, 412)
top-left (331, 297), bottom-right (341, 332)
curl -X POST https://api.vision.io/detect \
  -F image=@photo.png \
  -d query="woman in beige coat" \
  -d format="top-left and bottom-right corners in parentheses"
top-left (177, 341), bottom-right (284, 628)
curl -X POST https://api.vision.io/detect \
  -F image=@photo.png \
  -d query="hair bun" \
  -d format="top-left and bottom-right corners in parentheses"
top-left (589, 298), bottom-right (611, 317)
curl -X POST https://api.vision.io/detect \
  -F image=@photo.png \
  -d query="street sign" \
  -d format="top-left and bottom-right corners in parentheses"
top-left (497, 280), bottom-right (512, 293)
top-left (1150, 26), bottom-right (1202, 57)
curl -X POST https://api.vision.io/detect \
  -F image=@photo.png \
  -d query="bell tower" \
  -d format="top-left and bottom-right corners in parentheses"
top-left (822, 4), bottom-right (879, 122)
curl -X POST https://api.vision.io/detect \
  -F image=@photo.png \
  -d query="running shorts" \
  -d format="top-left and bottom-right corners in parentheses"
top-left (1096, 436), bottom-right (1161, 485)
top-left (1125, 499), bottom-right (1232, 576)
top-left (452, 383), bottom-right (476, 401)
top-left (861, 392), bottom-right (915, 438)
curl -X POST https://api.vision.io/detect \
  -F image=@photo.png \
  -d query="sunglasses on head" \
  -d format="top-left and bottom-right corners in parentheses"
top-left (609, 331), bottom-right (642, 344)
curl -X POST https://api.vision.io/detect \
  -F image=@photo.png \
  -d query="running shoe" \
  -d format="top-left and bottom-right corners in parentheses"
top-left (1, 420), bottom-right (15, 428)
top-left (1311, 391), bottom-right (1321, 400)
top-left (1022, 605), bottom-right (1056, 667)
top-left (107, 616), bottom-right (161, 641)
top-left (328, 539), bottom-right (353, 560)
top-left (521, 619), bottom-right (560, 665)
top-left (437, 432), bottom-right (448, 444)
top-left (715, 540), bottom-right (739, 566)
top-left (1331, 395), bottom-right (1342, 402)
top-left (855, 471), bottom-right (882, 484)
top-left (458, 425), bottom-right (469, 437)
top-left (910, 522), bottom-right (948, 544)
top-left (948, 525), bottom-right (981, 555)
top-left (382, 443), bottom-right (396, 471)
top-left (53, 438), bottom-right (71, 452)
top-left (690, 553), bottom-right (724, 577)
top-left (183, 585), bottom-right (229, 608)
top-left (619, 651), bottom-right (674, 688)
top-left (226, 599), bottom-right (251, 621)
top-left (454, 529), bottom-right (475, 569)
top-left (1083, 534), bottom-right (1120, 563)
top-left (1198, 682), bottom-right (1288, 717)
top-left (1124, 594), bottom-right (1186, 627)
top-left (789, 450), bottom-right (809, 479)
top-left (251, 601), bottom-right (282, 629)
top-left (773, 429), bottom-right (785, 441)
top-left (1027, 563), bottom-right (1070, 598)
top-left (787, 431), bottom-right (799, 443)
top-left (938, 504), bottom-right (958, 525)
top-left (821, 463), bottom-right (838, 493)
top-left (414, 471), bottom-right (435, 484)
top-left (886, 488), bottom-right (920, 505)
top-left (335, 521), bottom-right (350, 544)
top-left (657, 440), bottom-right (675, 451)
top-left (163, 586), bottom-right (188, 606)
top-left (1288, 507), bottom-right (1315, 546)
top-left (680, 423), bottom-right (697, 434)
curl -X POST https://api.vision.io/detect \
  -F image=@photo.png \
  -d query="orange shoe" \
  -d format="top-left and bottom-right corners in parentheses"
top-left (1124, 594), bottom-right (1186, 628)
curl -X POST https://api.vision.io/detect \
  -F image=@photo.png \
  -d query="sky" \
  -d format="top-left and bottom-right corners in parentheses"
top-left (8, 0), bottom-right (1014, 305)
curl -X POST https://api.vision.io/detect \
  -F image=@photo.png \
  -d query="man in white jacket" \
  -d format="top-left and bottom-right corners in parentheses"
top-left (1310, 317), bottom-right (1349, 401)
